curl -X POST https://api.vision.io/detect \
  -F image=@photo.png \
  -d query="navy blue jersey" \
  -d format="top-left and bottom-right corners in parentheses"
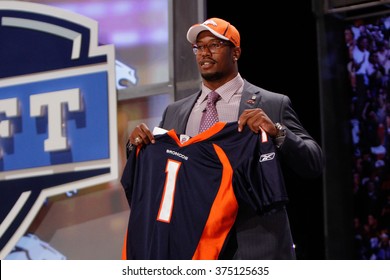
top-left (120, 122), bottom-right (288, 260)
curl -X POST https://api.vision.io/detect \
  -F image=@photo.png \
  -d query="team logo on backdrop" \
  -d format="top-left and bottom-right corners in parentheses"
top-left (0, 1), bottom-right (117, 258)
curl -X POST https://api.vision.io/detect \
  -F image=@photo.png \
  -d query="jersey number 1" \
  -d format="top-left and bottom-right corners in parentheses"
top-left (157, 159), bottom-right (181, 223)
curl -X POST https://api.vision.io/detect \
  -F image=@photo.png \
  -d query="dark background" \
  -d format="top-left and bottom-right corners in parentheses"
top-left (206, 1), bottom-right (325, 259)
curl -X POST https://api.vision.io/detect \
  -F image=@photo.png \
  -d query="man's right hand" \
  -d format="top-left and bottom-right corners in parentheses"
top-left (128, 123), bottom-right (155, 146)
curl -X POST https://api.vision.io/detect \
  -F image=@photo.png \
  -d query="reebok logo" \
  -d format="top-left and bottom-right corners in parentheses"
top-left (259, 152), bottom-right (275, 162)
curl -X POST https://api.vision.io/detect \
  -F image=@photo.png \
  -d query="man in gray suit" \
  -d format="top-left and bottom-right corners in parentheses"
top-left (127, 17), bottom-right (323, 259)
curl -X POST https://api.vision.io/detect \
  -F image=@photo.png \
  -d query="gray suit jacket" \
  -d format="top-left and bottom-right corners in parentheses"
top-left (159, 80), bottom-right (323, 259)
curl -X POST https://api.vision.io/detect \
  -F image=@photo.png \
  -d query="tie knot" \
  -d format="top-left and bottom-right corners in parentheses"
top-left (199, 91), bottom-right (219, 133)
top-left (208, 91), bottom-right (219, 104)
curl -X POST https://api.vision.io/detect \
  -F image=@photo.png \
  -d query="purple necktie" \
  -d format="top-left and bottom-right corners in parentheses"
top-left (199, 91), bottom-right (220, 133)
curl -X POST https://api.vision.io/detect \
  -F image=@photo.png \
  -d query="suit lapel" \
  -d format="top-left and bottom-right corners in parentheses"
top-left (176, 91), bottom-right (201, 132)
top-left (238, 80), bottom-right (262, 115)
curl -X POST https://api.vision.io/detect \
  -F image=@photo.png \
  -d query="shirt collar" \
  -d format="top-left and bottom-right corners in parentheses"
top-left (200, 73), bottom-right (244, 103)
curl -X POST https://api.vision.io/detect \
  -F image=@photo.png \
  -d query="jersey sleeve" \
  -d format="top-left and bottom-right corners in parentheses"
top-left (120, 146), bottom-right (140, 208)
top-left (233, 130), bottom-right (289, 214)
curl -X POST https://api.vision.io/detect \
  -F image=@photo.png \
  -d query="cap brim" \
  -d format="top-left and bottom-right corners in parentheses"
top-left (186, 24), bottom-right (229, 44)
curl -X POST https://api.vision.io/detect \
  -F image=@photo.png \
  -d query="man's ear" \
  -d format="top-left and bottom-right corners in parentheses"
top-left (233, 47), bottom-right (241, 60)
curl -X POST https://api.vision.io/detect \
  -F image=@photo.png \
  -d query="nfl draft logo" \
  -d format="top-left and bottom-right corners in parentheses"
top-left (0, 2), bottom-right (117, 258)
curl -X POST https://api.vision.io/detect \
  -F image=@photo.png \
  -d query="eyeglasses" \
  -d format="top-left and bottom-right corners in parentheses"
top-left (192, 40), bottom-right (231, 55)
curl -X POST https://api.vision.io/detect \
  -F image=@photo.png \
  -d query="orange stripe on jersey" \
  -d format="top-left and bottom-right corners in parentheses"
top-left (136, 145), bottom-right (141, 156)
top-left (192, 144), bottom-right (238, 260)
top-left (122, 229), bottom-right (128, 260)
